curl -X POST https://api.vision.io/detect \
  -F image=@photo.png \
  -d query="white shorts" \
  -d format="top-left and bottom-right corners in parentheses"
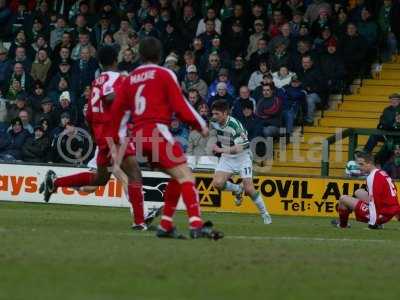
top-left (87, 146), bottom-right (99, 170)
top-left (215, 150), bottom-right (253, 178)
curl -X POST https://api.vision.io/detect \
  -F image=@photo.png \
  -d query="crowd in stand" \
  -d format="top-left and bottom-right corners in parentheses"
top-left (0, 0), bottom-right (396, 164)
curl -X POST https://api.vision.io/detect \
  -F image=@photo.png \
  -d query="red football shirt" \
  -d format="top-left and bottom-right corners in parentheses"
top-left (367, 168), bottom-right (400, 225)
top-left (112, 64), bottom-right (206, 135)
top-left (86, 71), bottom-right (124, 148)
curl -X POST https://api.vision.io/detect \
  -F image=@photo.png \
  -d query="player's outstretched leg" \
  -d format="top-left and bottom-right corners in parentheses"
top-left (243, 178), bottom-right (272, 224)
top-left (212, 171), bottom-right (243, 206)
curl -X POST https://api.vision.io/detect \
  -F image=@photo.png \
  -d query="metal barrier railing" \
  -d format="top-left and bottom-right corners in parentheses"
top-left (321, 128), bottom-right (400, 176)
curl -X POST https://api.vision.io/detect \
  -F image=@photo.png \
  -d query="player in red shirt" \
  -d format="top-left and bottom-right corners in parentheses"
top-left (111, 37), bottom-right (223, 239)
top-left (332, 151), bottom-right (400, 229)
top-left (39, 46), bottom-right (148, 230)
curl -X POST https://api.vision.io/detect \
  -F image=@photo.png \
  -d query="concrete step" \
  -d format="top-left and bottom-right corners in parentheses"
top-left (363, 79), bottom-right (400, 87)
top-left (382, 63), bottom-right (400, 70)
top-left (359, 86), bottom-right (400, 96)
top-left (343, 94), bottom-right (388, 102)
top-left (318, 117), bottom-right (377, 128)
top-left (339, 102), bottom-right (387, 112)
top-left (324, 111), bottom-right (379, 119)
top-left (380, 70), bottom-right (400, 80)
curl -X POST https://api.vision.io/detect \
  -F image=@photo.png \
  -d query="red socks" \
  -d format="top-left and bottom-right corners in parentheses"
top-left (338, 207), bottom-right (350, 228)
top-left (54, 172), bottom-right (96, 188)
top-left (181, 181), bottom-right (203, 229)
top-left (160, 179), bottom-right (181, 231)
top-left (127, 181), bottom-right (144, 226)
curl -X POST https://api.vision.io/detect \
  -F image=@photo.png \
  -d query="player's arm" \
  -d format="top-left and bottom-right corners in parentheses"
top-left (213, 144), bottom-right (244, 155)
top-left (165, 71), bottom-right (207, 134)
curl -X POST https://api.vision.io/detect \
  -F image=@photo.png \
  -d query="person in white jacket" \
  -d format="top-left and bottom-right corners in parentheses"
top-left (272, 66), bottom-right (296, 88)
top-left (248, 60), bottom-right (270, 91)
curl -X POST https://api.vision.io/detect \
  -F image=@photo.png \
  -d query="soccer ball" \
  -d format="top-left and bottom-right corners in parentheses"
top-left (345, 160), bottom-right (361, 177)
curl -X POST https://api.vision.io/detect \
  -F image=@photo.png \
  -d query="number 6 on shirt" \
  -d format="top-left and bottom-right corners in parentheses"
top-left (135, 84), bottom-right (146, 115)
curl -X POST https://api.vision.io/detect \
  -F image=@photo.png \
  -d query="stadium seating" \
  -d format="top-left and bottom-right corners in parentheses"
top-left (256, 62), bottom-right (400, 177)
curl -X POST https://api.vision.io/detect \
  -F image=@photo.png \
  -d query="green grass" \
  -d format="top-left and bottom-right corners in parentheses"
top-left (0, 202), bottom-right (400, 300)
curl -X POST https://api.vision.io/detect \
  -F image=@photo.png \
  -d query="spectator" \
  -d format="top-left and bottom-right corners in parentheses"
top-left (320, 38), bottom-right (346, 94)
top-left (247, 19), bottom-right (266, 59)
top-left (297, 55), bottom-right (326, 124)
top-left (0, 95), bottom-right (7, 129)
top-left (192, 37), bottom-right (206, 66)
top-left (21, 124), bottom-right (50, 162)
top-left (30, 80), bottom-right (45, 113)
top-left (208, 82), bottom-right (235, 108)
top-left (311, 7), bottom-right (334, 38)
top-left (163, 53), bottom-right (180, 74)
top-left (187, 89), bottom-right (206, 110)
top-left (101, 32), bottom-right (121, 54)
top-left (178, 5), bottom-right (198, 47)
top-left (239, 99), bottom-right (259, 140)
top-left (340, 22), bottom-right (368, 89)
top-left (187, 107), bottom-right (211, 156)
top-left (71, 30), bottom-right (96, 60)
top-left (232, 85), bottom-right (256, 121)
top-left (282, 76), bottom-right (306, 135)
top-left (70, 14), bottom-right (92, 43)
top-left (289, 10), bottom-right (305, 37)
top-left (113, 17), bottom-right (135, 50)
top-left (161, 21), bottom-right (184, 56)
top-left (268, 23), bottom-right (292, 55)
top-left (18, 109), bottom-right (33, 134)
top-left (50, 15), bottom-right (68, 49)
top-left (249, 38), bottom-right (269, 72)
top-left (0, 117), bottom-right (30, 161)
top-left (357, 7), bottom-right (378, 73)
top-left (55, 91), bottom-right (78, 125)
top-left (9, 31), bottom-right (34, 62)
top-left (71, 47), bottom-right (98, 94)
top-left (378, 0), bottom-right (397, 62)
top-left (305, 0), bottom-right (332, 23)
top-left (0, 46), bottom-right (11, 89)
top-left (118, 32), bottom-right (140, 63)
top-left (117, 49), bottom-right (138, 74)
top-left (91, 14), bottom-right (112, 48)
top-left (31, 35), bottom-right (50, 57)
top-left (268, 9), bottom-right (286, 38)
top-left (383, 144), bottom-right (400, 179)
top-left (170, 117), bottom-right (189, 152)
top-left (201, 52), bottom-right (222, 85)
top-left (6, 92), bottom-right (32, 122)
top-left (255, 82), bottom-right (283, 138)
top-left (34, 97), bottom-right (58, 131)
top-left (198, 19), bottom-right (219, 52)
top-left (0, 0), bottom-right (12, 41)
top-left (48, 77), bottom-right (72, 103)
top-left (138, 17), bottom-right (159, 39)
top-left (231, 55), bottom-right (251, 91)
top-left (181, 65), bottom-right (208, 100)
top-left (364, 93), bottom-right (400, 153)
top-left (31, 49), bottom-right (52, 84)
top-left (248, 60), bottom-right (271, 91)
top-left (290, 39), bottom-right (314, 74)
top-left (207, 68), bottom-right (235, 102)
top-left (273, 66), bottom-right (296, 88)
top-left (222, 19), bottom-right (247, 58)
top-left (12, 46), bottom-right (32, 72)
top-left (196, 7), bottom-right (222, 36)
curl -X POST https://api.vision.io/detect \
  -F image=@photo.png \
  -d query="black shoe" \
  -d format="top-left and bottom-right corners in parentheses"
top-left (144, 205), bottom-right (164, 226)
top-left (190, 221), bottom-right (224, 240)
top-left (156, 227), bottom-right (187, 239)
top-left (131, 224), bottom-right (148, 231)
top-left (331, 219), bottom-right (351, 228)
top-left (367, 224), bottom-right (384, 230)
top-left (39, 170), bottom-right (56, 203)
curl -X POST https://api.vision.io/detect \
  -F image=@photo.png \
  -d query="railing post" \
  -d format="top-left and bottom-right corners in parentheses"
top-left (321, 139), bottom-right (330, 176)
top-left (348, 130), bottom-right (357, 161)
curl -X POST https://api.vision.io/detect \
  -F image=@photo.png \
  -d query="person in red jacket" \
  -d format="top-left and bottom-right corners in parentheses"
top-left (111, 37), bottom-right (223, 240)
top-left (332, 151), bottom-right (400, 229)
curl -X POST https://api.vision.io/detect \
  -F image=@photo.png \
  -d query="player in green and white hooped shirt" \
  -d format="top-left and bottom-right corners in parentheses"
top-left (210, 100), bottom-right (272, 224)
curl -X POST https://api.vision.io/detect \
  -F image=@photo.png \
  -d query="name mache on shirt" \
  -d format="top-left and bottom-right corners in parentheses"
top-left (130, 70), bottom-right (156, 84)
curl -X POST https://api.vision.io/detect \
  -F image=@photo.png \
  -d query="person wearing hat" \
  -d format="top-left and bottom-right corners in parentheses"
top-left (311, 7), bottom-right (334, 37)
top-left (34, 97), bottom-right (58, 130)
top-left (363, 93), bottom-right (400, 154)
top-left (207, 68), bottom-right (235, 102)
top-left (21, 124), bottom-right (50, 163)
top-left (56, 91), bottom-right (78, 125)
top-left (0, 117), bottom-right (30, 162)
top-left (6, 92), bottom-right (33, 123)
top-left (320, 37), bottom-right (346, 94)
top-left (181, 65), bottom-right (208, 99)
top-left (247, 19), bottom-right (266, 59)
top-left (138, 17), bottom-right (159, 39)
top-left (222, 19), bottom-right (247, 58)
top-left (163, 52), bottom-right (180, 73)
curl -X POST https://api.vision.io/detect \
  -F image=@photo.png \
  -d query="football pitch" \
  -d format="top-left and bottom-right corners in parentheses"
top-left (0, 202), bottom-right (399, 300)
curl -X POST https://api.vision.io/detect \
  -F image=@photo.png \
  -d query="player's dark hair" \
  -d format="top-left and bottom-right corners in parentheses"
top-left (354, 151), bottom-right (374, 163)
top-left (139, 37), bottom-right (162, 64)
top-left (97, 45), bottom-right (117, 67)
top-left (211, 99), bottom-right (230, 113)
